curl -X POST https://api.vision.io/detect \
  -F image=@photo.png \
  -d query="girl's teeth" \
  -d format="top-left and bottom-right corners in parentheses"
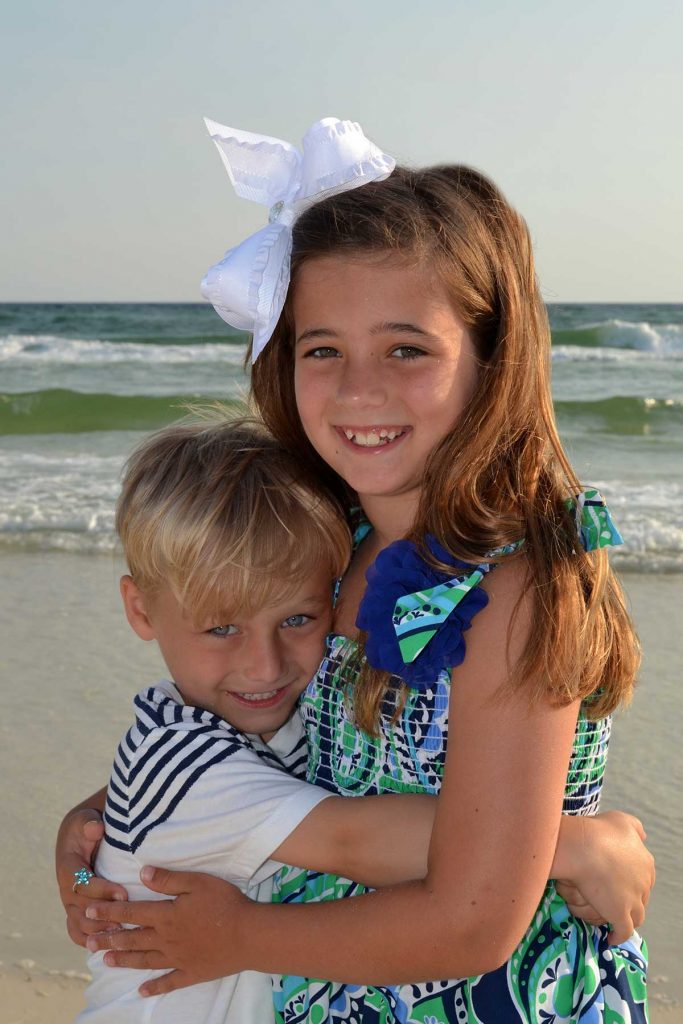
top-left (344, 429), bottom-right (403, 447)
top-left (237, 689), bottom-right (278, 701)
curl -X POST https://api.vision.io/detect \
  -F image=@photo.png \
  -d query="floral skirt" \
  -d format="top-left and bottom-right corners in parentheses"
top-left (272, 873), bottom-right (648, 1024)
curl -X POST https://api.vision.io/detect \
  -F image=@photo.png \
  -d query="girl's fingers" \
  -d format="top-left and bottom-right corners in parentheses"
top-left (139, 971), bottom-right (187, 998)
top-left (87, 926), bottom-right (158, 954)
top-left (102, 949), bottom-right (171, 971)
top-left (139, 865), bottom-right (196, 895)
top-left (85, 898), bottom-right (172, 928)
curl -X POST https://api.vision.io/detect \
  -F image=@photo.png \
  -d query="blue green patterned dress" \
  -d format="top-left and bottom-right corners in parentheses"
top-left (272, 558), bottom-right (648, 1023)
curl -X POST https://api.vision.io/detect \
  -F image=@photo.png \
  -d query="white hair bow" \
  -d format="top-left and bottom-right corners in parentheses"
top-left (200, 117), bottom-right (396, 362)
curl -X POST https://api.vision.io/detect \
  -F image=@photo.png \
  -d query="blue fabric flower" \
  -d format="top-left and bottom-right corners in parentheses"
top-left (356, 535), bottom-right (489, 690)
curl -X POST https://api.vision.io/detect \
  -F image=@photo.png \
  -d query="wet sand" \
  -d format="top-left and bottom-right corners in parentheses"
top-left (0, 551), bottom-right (680, 1019)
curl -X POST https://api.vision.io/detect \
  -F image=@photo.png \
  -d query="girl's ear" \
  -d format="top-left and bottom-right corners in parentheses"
top-left (120, 575), bottom-right (156, 641)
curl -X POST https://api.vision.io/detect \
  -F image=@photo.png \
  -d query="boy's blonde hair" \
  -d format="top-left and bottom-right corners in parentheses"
top-left (116, 415), bottom-right (351, 624)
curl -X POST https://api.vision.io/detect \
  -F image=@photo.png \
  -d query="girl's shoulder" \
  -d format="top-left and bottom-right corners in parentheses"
top-left (356, 534), bottom-right (525, 690)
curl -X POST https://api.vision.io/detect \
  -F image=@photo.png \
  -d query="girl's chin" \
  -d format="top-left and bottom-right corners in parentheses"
top-left (353, 479), bottom-right (423, 505)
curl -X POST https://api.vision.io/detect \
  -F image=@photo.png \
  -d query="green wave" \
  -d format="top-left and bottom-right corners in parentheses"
top-left (2, 390), bottom-right (681, 437)
top-left (0, 390), bottom-right (245, 435)
top-left (555, 396), bottom-right (683, 434)
top-left (551, 326), bottom-right (605, 348)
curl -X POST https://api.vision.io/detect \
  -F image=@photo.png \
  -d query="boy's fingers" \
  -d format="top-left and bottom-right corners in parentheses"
top-left (82, 817), bottom-right (105, 837)
top-left (72, 876), bottom-right (128, 903)
top-left (566, 906), bottom-right (605, 926)
top-left (630, 815), bottom-right (646, 841)
top-left (66, 918), bottom-right (88, 949)
top-left (608, 915), bottom-right (634, 946)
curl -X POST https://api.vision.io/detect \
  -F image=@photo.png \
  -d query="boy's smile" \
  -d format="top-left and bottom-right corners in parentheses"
top-left (120, 568), bottom-right (333, 740)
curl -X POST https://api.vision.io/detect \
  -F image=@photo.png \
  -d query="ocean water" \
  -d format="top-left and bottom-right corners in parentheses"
top-left (1, 303), bottom-right (680, 1006)
top-left (1, 302), bottom-right (682, 570)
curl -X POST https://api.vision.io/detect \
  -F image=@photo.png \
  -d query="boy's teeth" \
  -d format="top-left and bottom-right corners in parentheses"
top-left (344, 429), bottom-right (403, 447)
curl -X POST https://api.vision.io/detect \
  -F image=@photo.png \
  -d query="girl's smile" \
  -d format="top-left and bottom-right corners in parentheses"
top-left (336, 425), bottom-right (410, 450)
top-left (293, 256), bottom-right (479, 531)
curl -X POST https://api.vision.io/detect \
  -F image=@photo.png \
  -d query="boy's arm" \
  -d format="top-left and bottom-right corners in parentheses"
top-left (56, 786), bottom-right (129, 947)
top-left (271, 793), bottom-right (436, 886)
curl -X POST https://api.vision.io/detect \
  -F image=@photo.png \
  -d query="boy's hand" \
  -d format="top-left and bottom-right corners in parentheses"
top-left (553, 811), bottom-right (655, 945)
top-left (56, 807), bottom-right (128, 946)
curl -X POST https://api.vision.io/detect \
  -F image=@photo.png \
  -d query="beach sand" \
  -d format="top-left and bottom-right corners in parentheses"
top-left (0, 964), bottom-right (680, 1023)
top-left (0, 551), bottom-right (680, 1021)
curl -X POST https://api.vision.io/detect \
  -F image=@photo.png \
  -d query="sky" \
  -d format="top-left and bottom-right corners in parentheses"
top-left (1, 0), bottom-right (681, 303)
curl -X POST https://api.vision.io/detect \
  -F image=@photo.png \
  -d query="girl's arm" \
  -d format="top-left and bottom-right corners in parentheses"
top-left (87, 560), bottom-right (592, 984)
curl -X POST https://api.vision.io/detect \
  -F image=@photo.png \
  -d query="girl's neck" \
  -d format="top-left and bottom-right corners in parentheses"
top-left (358, 491), bottom-right (420, 547)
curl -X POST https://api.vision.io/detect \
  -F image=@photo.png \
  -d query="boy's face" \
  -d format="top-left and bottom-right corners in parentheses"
top-left (121, 567), bottom-right (333, 741)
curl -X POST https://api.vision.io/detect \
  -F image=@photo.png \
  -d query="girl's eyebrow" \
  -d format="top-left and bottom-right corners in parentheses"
top-left (371, 321), bottom-right (434, 339)
top-left (296, 322), bottom-right (435, 345)
top-left (295, 327), bottom-right (338, 345)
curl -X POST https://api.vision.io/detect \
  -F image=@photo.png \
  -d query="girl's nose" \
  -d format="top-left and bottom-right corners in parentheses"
top-left (336, 358), bottom-right (387, 408)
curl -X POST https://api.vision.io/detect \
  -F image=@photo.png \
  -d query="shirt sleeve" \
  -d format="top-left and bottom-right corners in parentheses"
top-left (129, 727), bottom-right (332, 888)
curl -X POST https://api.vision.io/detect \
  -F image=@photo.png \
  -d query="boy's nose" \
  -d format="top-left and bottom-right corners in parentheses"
top-left (241, 637), bottom-right (286, 687)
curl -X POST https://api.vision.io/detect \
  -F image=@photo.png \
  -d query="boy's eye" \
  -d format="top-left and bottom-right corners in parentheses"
top-left (282, 614), bottom-right (312, 628)
top-left (208, 624), bottom-right (238, 637)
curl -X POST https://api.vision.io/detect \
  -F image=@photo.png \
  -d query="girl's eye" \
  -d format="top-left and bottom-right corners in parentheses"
top-left (208, 624), bottom-right (238, 637)
top-left (282, 614), bottom-right (312, 628)
top-left (391, 345), bottom-right (426, 360)
top-left (302, 346), bottom-right (340, 359)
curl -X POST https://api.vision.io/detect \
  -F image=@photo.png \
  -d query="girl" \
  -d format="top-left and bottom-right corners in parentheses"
top-left (64, 122), bottom-right (651, 1022)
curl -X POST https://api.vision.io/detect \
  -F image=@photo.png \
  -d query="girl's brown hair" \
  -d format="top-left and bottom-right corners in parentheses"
top-left (251, 166), bottom-right (640, 733)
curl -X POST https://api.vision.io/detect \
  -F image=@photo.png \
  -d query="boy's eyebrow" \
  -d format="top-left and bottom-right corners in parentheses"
top-left (296, 322), bottom-right (435, 344)
top-left (293, 593), bottom-right (331, 608)
top-left (205, 592), bottom-right (330, 623)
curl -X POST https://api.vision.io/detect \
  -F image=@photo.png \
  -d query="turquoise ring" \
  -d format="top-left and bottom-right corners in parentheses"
top-left (72, 868), bottom-right (95, 893)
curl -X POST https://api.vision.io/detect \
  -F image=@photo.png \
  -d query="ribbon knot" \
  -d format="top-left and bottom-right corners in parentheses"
top-left (200, 117), bottom-right (395, 361)
top-left (268, 200), bottom-right (287, 225)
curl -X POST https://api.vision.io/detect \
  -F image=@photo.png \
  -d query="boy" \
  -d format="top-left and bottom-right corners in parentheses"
top-left (78, 417), bottom-right (435, 1023)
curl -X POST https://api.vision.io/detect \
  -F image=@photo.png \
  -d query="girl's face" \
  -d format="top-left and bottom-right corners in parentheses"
top-left (293, 255), bottom-right (479, 517)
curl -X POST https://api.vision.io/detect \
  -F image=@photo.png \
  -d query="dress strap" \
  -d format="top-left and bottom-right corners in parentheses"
top-left (567, 489), bottom-right (623, 551)
top-left (356, 534), bottom-right (521, 689)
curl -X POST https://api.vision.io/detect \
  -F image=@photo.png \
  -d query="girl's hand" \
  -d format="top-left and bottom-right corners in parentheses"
top-left (553, 811), bottom-right (655, 944)
top-left (84, 866), bottom-right (250, 997)
top-left (56, 807), bottom-right (128, 946)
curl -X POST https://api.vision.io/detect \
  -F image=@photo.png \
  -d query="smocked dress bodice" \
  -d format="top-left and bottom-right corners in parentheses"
top-left (272, 537), bottom-right (648, 1023)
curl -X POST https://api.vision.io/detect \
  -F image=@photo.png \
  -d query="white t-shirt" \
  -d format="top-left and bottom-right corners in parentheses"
top-left (78, 680), bottom-right (331, 1024)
